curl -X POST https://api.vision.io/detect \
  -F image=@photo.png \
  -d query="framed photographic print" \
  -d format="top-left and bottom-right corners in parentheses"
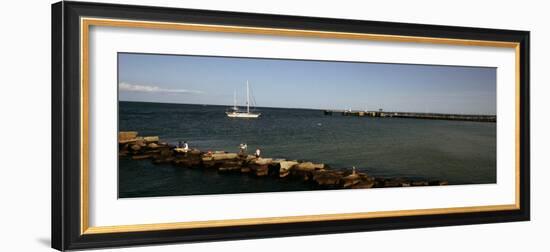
top-left (51, 1), bottom-right (530, 250)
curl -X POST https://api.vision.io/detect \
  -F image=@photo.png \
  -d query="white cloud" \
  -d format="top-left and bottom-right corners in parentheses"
top-left (119, 82), bottom-right (203, 94)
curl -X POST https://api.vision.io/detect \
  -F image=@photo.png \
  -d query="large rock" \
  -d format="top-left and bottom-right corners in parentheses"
top-left (190, 149), bottom-right (202, 155)
top-left (341, 173), bottom-right (361, 188)
top-left (248, 163), bottom-right (269, 177)
top-left (119, 143), bottom-right (129, 151)
top-left (252, 158), bottom-right (273, 165)
top-left (211, 153), bottom-right (239, 161)
top-left (271, 159), bottom-right (286, 164)
top-left (218, 160), bottom-right (244, 172)
top-left (119, 131), bottom-right (138, 143)
top-left (249, 158), bottom-right (273, 176)
top-left (173, 149), bottom-right (199, 157)
top-left (143, 136), bottom-right (159, 143)
top-left (279, 161), bottom-right (299, 178)
top-left (313, 170), bottom-right (343, 186)
top-left (290, 162), bottom-right (326, 181)
top-left (136, 139), bottom-right (146, 147)
top-left (153, 148), bottom-right (175, 164)
top-left (279, 161), bottom-right (298, 170)
top-left (294, 162), bottom-right (325, 171)
top-left (290, 169), bottom-right (312, 181)
top-left (200, 152), bottom-right (240, 169)
top-left (255, 165), bottom-right (269, 176)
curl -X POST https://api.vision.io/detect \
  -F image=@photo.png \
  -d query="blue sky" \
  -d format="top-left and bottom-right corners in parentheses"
top-left (118, 53), bottom-right (496, 115)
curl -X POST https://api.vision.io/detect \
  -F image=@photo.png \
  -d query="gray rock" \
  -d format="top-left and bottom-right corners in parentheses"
top-left (313, 171), bottom-right (343, 186)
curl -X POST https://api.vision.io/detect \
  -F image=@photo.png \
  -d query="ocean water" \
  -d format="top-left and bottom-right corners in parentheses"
top-left (118, 101), bottom-right (496, 198)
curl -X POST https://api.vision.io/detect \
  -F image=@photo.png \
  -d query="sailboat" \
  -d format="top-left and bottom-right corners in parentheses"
top-left (226, 81), bottom-right (261, 118)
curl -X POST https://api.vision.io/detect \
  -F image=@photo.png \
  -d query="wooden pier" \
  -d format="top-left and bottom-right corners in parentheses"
top-left (323, 110), bottom-right (496, 122)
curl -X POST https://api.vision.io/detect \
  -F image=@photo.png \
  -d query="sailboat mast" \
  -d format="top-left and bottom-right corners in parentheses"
top-left (246, 80), bottom-right (250, 113)
top-left (233, 89), bottom-right (237, 110)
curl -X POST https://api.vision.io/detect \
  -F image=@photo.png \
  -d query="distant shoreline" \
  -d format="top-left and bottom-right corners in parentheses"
top-left (119, 100), bottom-right (497, 117)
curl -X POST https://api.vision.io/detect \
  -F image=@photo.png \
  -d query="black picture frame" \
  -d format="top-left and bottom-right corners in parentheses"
top-left (52, 1), bottom-right (530, 251)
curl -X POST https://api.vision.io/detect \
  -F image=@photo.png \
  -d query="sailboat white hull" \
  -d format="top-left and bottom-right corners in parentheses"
top-left (226, 111), bottom-right (261, 118)
top-left (226, 80), bottom-right (260, 118)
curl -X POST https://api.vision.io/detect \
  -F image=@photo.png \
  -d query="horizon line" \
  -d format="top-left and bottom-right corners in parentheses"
top-left (119, 100), bottom-right (497, 116)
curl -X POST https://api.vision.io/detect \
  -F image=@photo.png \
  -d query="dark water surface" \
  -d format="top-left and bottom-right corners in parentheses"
top-left (119, 101), bottom-right (496, 198)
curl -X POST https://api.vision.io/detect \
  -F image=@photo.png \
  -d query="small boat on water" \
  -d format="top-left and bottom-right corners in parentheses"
top-left (226, 80), bottom-right (261, 118)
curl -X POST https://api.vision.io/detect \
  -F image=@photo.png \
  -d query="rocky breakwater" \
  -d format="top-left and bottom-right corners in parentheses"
top-left (119, 131), bottom-right (449, 190)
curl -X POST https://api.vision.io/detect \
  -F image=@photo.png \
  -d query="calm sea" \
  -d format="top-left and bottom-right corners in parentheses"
top-left (118, 101), bottom-right (496, 198)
